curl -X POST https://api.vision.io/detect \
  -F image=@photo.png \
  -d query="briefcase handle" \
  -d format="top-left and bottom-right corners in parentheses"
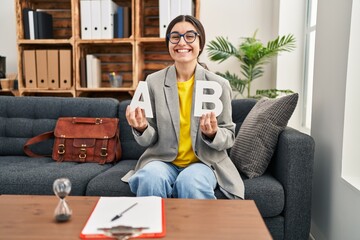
top-left (23, 131), bottom-right (54, 158)
top-left (72, 117), bottom-right (102, 124)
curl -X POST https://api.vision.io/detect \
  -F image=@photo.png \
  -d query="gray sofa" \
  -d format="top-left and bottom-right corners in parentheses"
top-left (0, 96), bottom-right (314, 240)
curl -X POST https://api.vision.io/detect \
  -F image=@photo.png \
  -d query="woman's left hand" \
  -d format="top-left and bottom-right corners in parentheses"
top-left (199, 112), bottom-right (218, 140)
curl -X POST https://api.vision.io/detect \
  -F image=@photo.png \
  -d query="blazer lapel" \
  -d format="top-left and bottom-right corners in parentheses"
top-left (164, 66), bottom-right (180, 142)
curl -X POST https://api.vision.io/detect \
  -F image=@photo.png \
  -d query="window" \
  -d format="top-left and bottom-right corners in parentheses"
top-left (302, 0), bottom-right (317, 129)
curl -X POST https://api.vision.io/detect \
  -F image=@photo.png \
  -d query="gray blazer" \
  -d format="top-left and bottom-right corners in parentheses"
top-left (122, 64), bottom-right (245, 199)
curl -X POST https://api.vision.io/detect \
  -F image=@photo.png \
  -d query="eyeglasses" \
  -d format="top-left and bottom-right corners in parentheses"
top-left (167, 30), bottom-right (200, 44)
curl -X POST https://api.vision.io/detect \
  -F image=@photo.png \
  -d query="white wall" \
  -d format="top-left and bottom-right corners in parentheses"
top-left (0, 1), bottom-right (17, 73)
top-left (310, 0), bottom-right (360, 239)
top-left (199, 0), bottom-right (302, 129)
top-left (199, 0), bottom-right (277, 98)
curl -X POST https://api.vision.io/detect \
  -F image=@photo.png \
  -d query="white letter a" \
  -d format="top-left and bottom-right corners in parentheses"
top-left (129, 81), bottom-right (153, 118)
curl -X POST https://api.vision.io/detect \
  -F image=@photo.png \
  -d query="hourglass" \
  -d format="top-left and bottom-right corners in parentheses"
top-left (53, 178), bottom-right (72, 222)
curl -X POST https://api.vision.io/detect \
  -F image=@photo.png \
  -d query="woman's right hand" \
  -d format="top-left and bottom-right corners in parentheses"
top-left (125, 106), bottom-right (148, 133)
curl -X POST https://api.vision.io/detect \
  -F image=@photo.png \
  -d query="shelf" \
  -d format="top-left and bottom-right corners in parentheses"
top-left (137, 37), bottom-right (166, 43)
top-left (138, 0), bottom-right (160, 38)
top-left (77, 38), bottom-right (134, 45)
top-left (76, 43), bottom-right (134, 89)
top-left (15, 0), bottom-right (200, 98)
top-left (16, 0), bottom-right (72, 41)
top-left (76, 87), bottom-right (135, 92)
top-left (17, 39), bottom-right (73, 45)
top-left (137, 41), bottom-right (173, 81)
top-left (0, 90), bottom-right (20, 96)
top-left (20, 89), bottom-right (75, 97)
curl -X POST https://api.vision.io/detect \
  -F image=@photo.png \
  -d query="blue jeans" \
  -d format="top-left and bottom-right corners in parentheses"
top-left (128, 161), bottom-right (217, 199)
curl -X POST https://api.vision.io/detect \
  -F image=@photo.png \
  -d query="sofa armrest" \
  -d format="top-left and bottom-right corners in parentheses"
top-left (272, 127), bottom-right (315, 240)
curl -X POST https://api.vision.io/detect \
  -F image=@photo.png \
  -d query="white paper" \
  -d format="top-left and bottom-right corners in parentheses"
top-left (81, 196), bottom-right (163, 236)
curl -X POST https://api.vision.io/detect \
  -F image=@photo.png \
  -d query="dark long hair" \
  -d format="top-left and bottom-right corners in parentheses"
top-left (165, 15), bottom-right (206, 57)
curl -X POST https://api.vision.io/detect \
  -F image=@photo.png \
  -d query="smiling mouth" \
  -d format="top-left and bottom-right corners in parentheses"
top-left (176, 49), bottom-right (191, 53)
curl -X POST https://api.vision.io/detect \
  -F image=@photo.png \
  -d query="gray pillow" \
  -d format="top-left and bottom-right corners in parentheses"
top-left (230, 93), bottom-right (298, 179)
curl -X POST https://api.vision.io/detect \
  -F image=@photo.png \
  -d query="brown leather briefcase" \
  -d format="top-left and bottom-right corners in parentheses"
top-left (24, 117), bottom-right (121, 164)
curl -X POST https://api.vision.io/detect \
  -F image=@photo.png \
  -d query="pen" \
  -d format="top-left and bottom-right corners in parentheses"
top-left (111, 202), bottom-right (138, 222)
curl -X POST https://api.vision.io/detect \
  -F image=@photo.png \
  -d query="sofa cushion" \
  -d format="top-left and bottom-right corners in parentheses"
top-left (0, 156), bottom-right (113, 195)
top-left (243, 172), bottom-right (284, 217)
top-left (215, 172), bottom-right (284, 217)
top-left (86, 160), bottom-right (137, 196)
top-left (230, 93), bottom-right (298, 179)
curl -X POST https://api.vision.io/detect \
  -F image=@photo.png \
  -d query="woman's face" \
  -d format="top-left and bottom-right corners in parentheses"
top-left (168, 21), bottom-right (200, 65)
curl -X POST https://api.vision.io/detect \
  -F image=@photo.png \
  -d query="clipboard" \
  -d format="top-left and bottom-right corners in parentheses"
top-left (80, 196), bottom-right (166, 239)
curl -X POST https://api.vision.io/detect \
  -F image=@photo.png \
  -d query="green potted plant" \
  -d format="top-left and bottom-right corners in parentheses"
top-left (206, 31), bottom-right (296, 98)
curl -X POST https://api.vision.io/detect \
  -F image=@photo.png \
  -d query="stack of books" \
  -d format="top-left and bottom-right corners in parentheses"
top-left (22, 8), bottom-right (53, 40)
top-left (80, 0), bottom-right (131, 39)
top-left (23, 49), bottom-right (72, 89)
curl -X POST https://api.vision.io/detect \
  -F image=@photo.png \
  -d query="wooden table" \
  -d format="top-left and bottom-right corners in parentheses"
top-left (0, 195), bottom-right (272, 240)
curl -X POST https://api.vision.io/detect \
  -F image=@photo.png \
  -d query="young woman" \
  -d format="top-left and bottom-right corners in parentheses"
top-left (122, 15), bottom-right (244, 199)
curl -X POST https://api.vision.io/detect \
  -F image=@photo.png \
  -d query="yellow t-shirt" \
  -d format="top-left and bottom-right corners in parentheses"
top-left (172, 75), bottom-right (199, 167)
